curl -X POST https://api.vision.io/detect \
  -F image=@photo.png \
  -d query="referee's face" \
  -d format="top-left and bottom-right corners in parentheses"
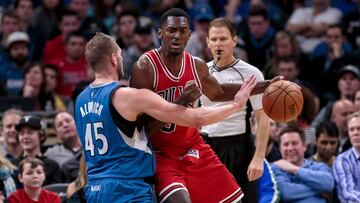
top-left (207, 26), bottom-right (237, 60)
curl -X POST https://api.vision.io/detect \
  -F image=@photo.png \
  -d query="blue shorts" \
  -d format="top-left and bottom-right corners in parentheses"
top-left (85, 178), bottom-right (156, 203)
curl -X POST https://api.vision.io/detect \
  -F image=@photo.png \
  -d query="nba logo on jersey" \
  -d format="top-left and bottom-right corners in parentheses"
top-left (179, 149), bottom-right (199, 161)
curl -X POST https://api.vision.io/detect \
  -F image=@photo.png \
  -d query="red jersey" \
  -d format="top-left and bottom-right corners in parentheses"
top-left (8, 189), bottom-right (61, 203)
top-left (43, 35), bottom-right (66, 64)
top-left (145, 49), bottom-right (202, 153)
top-left (51, 57), bottom-right (87, 98)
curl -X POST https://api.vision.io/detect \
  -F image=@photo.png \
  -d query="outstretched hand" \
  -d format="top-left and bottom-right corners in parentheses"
top-left (234, 75), bottom-right (256, 109)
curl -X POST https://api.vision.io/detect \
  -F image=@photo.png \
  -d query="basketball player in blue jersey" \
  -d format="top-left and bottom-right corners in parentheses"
top-left (74, 32), bottom-right (256, 202)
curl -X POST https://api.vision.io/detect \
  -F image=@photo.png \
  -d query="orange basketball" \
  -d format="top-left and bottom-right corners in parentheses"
top-left (262, 80), bottom-right (303, 122)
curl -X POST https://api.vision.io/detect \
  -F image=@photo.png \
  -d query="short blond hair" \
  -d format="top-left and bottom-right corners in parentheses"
top-left (85, 32), bottom-right (119, 71)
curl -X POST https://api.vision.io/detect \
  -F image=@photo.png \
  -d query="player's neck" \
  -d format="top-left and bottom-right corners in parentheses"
top-left (92, 72), bottom-right (119, 85)
top-left (158, 48), bottom-right (183, 72)
top-left (215, 55), bottom-right (236, 69)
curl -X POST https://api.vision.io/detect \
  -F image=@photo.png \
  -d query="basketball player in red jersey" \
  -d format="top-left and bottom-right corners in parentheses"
top-left (130, 8), bottom-right (274, 203)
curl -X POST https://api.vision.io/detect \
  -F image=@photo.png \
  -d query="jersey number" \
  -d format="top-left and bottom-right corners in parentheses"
top-left (85, 122), bottom-right (108, 156)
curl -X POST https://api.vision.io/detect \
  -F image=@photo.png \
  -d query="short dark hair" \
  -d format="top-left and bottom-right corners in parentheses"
top-left (278, 124), bottom-right (305, 144)
top-left (1, 10), bottom-right (20, 24)
top-left (276, 55), bottom-right (299, 69)
top-left (43, 64), bottom-right (59, 76)
top-left (19, 157), bottom-right (44, 175)
top-left (13, 0), bottom-right (33, 9)
top-left (159, 8), bottom-right (191, 27)
top-left (208, 17), bottom-right (236, 37)
top-left (65, 30), bottom-right (86, 43)
top-left (116, 7), bottom-right (139, 23)
top-left (327, 24), bottom-right (345, 36)
top-left (58, 8), bottom-right (79, 23)
top-left (315, 121), bottom-right (339, 140)
top-left (248, 4), bottom-right (269, 20)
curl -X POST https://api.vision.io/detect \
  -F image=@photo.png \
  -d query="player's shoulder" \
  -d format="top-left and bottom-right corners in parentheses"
top-left (133, 53), bottom-right (152, 70)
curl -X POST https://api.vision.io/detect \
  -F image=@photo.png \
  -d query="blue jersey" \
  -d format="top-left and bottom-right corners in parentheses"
top-left (74, 82), bottom-right (155, 181)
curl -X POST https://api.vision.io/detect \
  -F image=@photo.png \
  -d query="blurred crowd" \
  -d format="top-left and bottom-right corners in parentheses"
top-left (0, 0), bottom-right (359, 202)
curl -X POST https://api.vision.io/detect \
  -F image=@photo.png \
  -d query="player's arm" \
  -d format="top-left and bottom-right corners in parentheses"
top-left (114, 75), bottom-right (256, 127)
top-left (194, 58), bottom-right (270, 102)
top-left (247, 109), bottom-right (270, 181)
top-left (129, 56), bottom-right (165, 135)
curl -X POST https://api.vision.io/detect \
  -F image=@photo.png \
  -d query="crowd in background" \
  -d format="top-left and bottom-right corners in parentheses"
top-left (0, 0), bottom-right (359, 202)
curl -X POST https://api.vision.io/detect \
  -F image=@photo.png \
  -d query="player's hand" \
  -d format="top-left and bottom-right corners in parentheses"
top-left (234, 75), bottom-right (256, 109)
top-left (175, 80), bottom-right (202, 106)
top-left (270, 75), bottom-right (283, 84)
top-left (247, 156), bottom-right (264, 181)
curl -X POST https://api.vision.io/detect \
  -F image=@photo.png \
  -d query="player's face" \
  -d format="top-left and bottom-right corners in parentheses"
top-left (348, 116), bottom-right (360, 150)
top-left (315, 133), bottom-right (338, 160)
top-left (207, 26), bottom-right (237, 59)
top-left (280, 132), bottom-right (306, 166)
top-left (19, 163), bottom-right (45, 189)
top-left (159, 16), bottom-right (190, 56)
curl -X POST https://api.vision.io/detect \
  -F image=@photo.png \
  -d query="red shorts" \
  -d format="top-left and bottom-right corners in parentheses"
top-left (155, 143), bottom-right (243, 203)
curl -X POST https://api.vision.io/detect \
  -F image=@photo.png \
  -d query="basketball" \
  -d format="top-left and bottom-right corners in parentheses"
top-left (262, 80), bottom-right (303, 122)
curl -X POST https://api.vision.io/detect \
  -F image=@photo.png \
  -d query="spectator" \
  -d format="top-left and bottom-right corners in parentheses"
top-left (354, 89), bottom-right (360, 110)
top-left (309, 26), bottom-right (354, 102)
top-left (185, 2), bottom-right (214, 61)
top-left (240, 4), bottom-right (275, 70)
top-left (31, 0), bottom-right (64, 41)
top-left (332, 99), bottom-right (356, 153)
top-left (0, 31), bottom-right (30, 96)
top-left (0, 109), bottom-right (24, 164)
top-left (310, 121), bottom-right (339, 167)
top-left (286, 0), bottom-right (343, 53)
top-left (15, 115), bottom-right (62, 185)
top-left (45, 112), bottom-right (81, 168)
top-left (0, 157), bottom-right (17, 199)
top-left (8, 158), bottom-right (61, 203)
top-left (271, 125), bottom-right (335, 203)
top-left (333, 111), bottom-right (360, 203)
top-left (337, 65), bottom-right (360, 102)
top-left (114, 7), bottom-right (139, 49)
top-left (68, 0), bottom-right (108, 38)
top-left (0, 11), bottom-right (20, 51)
top-left (122, 22), bottom-right (155, 82)
top-left (51, 30), bottom-right (87, 99)
top-left (21, 63), bottom-right (46, 111)
top-left (43, 9), bottom-right (80, 64)
top-left (14, 0), bottom-right (44, 61)
top-left (42, 64), bottom-right (67, 111)
top-left (341, 0), bottom-right (360, 50)
top-left (275, 57), bottom-right (320, 126)
top-left (310, 99), bottom-right (356, 156)
top-left (94, 0), bottom-right (117, 34)
top-left (263, 30), bottom-right (308, 80)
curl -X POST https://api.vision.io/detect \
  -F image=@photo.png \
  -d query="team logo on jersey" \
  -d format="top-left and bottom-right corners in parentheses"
top-left (179, 149), bottom-right (199, 160)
